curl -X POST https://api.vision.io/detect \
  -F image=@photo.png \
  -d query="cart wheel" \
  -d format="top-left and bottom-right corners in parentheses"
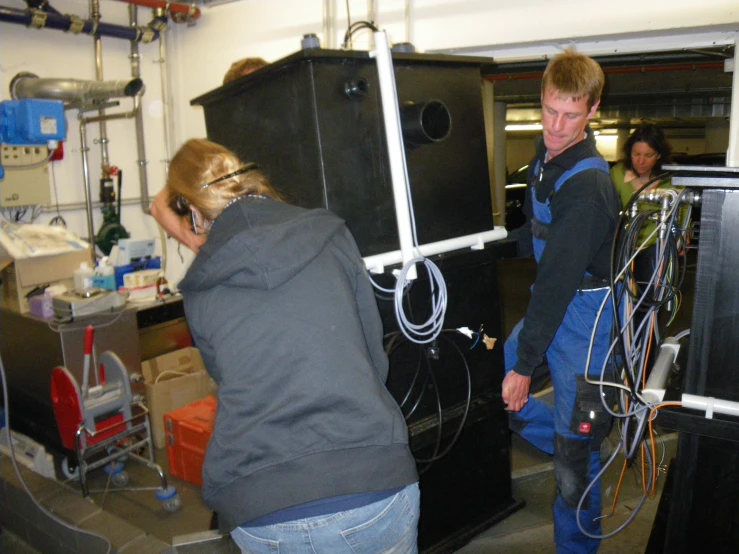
top-left (107, 445), bottom-right (129, 463)
top-left (111, 470), bottom-right (130, 487)
top-left (156, 485), bottom-right (181, 512)
top-left (61, 457), bottom-right (79, 480)
top-left (162, 494), bottom-right (182, 513)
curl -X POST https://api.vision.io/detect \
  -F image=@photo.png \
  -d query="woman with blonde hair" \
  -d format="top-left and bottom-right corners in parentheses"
top-left (166, 138), bottom-right (420, 554)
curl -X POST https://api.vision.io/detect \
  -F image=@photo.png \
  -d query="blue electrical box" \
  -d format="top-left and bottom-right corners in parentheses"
top-left (0, 99), bottom-right (66, 145)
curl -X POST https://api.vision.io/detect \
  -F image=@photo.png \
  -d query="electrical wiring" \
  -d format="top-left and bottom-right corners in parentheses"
top-left (571, 172), bottom-right (698, 539)
top-left (0, 352), bottom-right (112, 554)
top-left (384, 329), bottom-right (474, 468)
top-left (394, 257), bottom-right (447, 344)
top-left (48, 161), bottom-right (67, 227)
top-left (342, 20), bottom-right (379, 49)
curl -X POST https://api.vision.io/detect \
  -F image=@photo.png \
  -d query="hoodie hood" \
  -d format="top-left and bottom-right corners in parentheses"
top-left (179, 197), bottom-right (345, 293)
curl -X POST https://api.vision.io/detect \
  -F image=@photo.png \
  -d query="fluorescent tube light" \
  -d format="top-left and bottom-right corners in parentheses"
top-left (505, 123), bottom-right (543, 131)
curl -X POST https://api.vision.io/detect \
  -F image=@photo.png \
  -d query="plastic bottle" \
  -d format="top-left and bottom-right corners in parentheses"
top-left (73, 262), bottom-right (94, 291)
top-left (93, 257), bottom-right (116, 290)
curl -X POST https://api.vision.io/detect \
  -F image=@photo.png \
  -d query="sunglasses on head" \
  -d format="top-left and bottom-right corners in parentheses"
top-left (201, 162), bottom-right (260, 190)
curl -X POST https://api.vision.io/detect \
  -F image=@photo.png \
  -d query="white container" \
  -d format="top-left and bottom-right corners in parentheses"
top-left (73, 262), bottom-right (94, 291)
top-left (93, 258), bottom-right (116, 290)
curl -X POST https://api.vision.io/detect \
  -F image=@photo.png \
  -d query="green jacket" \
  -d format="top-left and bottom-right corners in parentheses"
top-left (611, 162), bottom-right (686, 248)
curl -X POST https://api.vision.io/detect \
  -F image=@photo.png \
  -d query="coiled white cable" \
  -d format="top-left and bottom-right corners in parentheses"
top-left (394, 256), bottom-right (447, 344)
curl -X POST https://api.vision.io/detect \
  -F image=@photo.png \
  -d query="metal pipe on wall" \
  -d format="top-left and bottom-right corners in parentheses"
top-left (322, 0), bottom-right (334, 49)
top-left (77, 94), bottom-right (142, 246)
top-left (129, 4), bottom-right (151, 213)
top-left (90, 0), bottom-right (111, 175)
top-left (114, 0), bottom-right (200, 22)
top-left (405, 0), bottom-right (412, 44)
top-left (78, 121), bottom-right (95, 246)
top-left (10, 74), bottom-right (143, 103)
top-left (156, 10), bottom-right (174, 178)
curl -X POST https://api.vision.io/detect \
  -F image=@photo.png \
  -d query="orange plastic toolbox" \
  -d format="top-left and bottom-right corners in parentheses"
top-left (164, 395), bottom-right (217, 487)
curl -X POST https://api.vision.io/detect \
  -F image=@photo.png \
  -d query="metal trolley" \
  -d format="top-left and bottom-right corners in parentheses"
top-left (49, 324), bottom-right (181, 512)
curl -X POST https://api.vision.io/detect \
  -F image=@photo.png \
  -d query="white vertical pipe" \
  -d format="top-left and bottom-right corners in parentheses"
top-left (405, 0), bottom-right (412, 44)
top-left (322, 0), bottom-right (335, 49)
top-left (158, 20), bottom-right (174, 176)
top-left (727, 41), bottom-right (738, 167)
top-left (367, 0), bottom-right (377, 49)
top-left (371, 31), bottom-right (416, 278)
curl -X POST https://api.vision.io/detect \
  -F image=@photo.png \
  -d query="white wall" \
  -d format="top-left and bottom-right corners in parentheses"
top-left (0, 0), bottom-right (170, 271)
top-left (2, 0), bottom-right (737, 283)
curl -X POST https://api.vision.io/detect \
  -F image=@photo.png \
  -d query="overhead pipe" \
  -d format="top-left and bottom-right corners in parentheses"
top-left (10, 73), bottom-right (144, 104)
top-left (114, 0), bottom-right (200, 23)
top-left (0, 6), bottom-right (160, 42)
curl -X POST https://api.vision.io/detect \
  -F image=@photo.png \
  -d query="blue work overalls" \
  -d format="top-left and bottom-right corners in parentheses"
top-left (505, 157), bottom-right (614, 554)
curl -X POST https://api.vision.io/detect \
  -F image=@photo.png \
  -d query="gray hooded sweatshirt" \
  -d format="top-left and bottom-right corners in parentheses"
top-left (178, 196), bottom-right (418, 533)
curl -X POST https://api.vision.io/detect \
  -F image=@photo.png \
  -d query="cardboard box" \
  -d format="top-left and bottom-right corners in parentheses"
top-left (0, 248), bottom-right (92, 313)
top-left (165, 396), bottom-right (217, 487)
top-left (141, 347), bottom-right (217, 449)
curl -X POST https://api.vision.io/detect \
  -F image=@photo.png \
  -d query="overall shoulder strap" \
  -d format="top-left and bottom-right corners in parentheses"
top-left (553, 157), bottom-right (610, 193)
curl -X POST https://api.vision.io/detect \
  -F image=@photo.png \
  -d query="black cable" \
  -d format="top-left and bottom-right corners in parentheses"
top-left (610, 171), bottom-right (673, 400)
top-left (345, 0), bottom-right (352, 49)
top-left (413, 334), bottom-right (472, 464)
top-left (342, 20), bottom-right (379, 49)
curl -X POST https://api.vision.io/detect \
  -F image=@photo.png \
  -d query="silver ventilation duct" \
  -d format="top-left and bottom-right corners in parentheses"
top-left (10, 72), bottom-right (144, 106)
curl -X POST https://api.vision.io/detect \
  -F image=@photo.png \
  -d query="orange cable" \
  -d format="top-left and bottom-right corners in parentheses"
top-left (608, 459), bottom-right (630, 516)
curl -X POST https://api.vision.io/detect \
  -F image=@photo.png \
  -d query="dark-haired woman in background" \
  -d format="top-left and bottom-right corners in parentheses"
top-left (610, 124), bottom-right (686, 337)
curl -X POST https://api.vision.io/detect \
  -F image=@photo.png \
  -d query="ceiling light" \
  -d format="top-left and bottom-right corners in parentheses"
top-left (505, 123), bottom-right (543, 131)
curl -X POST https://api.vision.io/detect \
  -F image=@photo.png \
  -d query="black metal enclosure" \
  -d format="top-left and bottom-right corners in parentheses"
top-left (193, 47), bottom-right (518, 553)
top-left (647, 167), bottom-right (739, 553)
top-left (191, 49), bottom-right (495, 257)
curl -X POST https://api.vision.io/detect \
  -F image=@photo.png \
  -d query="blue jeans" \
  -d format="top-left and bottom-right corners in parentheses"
top-left (230, 483), bottom-right (420, 554)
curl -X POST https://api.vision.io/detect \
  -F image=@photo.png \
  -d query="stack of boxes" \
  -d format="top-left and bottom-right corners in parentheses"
top-left (164, 395), bottom-right (217, 487)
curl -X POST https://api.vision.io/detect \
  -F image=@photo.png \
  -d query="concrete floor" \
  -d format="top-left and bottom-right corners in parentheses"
top-left (0, 255), bottom-right (692, 553)
top-left (0, 423), bottom-right (677, 553)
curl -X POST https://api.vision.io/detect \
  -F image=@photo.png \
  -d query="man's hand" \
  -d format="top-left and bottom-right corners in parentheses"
top-left (502, 371), bottom-right (532, 412)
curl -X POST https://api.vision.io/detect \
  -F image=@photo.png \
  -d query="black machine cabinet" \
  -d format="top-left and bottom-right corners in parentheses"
top-left (193, 48), bottom-right (519, 552)
top-left (191, 49), bottom-right (495, 257)
top-left (647, 167), bottom-right (739, 553)
top-left (377, 244), bottom-right (521, 553)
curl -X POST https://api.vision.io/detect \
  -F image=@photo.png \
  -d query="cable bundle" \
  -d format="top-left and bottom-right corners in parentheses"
top-left (575, 173), bottom-right (695, 538)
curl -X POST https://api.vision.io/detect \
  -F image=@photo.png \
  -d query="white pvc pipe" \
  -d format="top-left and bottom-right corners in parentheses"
top-left (682, 393), bottom-right (739, 419)
top-left (363, 227), bottom-right (508, 274)
top-left (370, 31), bottom-right (417, 279)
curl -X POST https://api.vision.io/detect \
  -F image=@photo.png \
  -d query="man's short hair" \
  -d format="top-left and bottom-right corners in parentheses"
top-left (223, 57), bottom-right (268, 85)
top-left (541, 48), bottom-right (604, 110)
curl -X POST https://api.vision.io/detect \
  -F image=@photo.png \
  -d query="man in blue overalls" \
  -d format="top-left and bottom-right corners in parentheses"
top-left (503, 48), bottom-right (622, 553)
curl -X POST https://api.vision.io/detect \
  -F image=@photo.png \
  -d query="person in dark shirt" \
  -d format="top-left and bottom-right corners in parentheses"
top-left (502, 48), bottom-right (621, 553)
